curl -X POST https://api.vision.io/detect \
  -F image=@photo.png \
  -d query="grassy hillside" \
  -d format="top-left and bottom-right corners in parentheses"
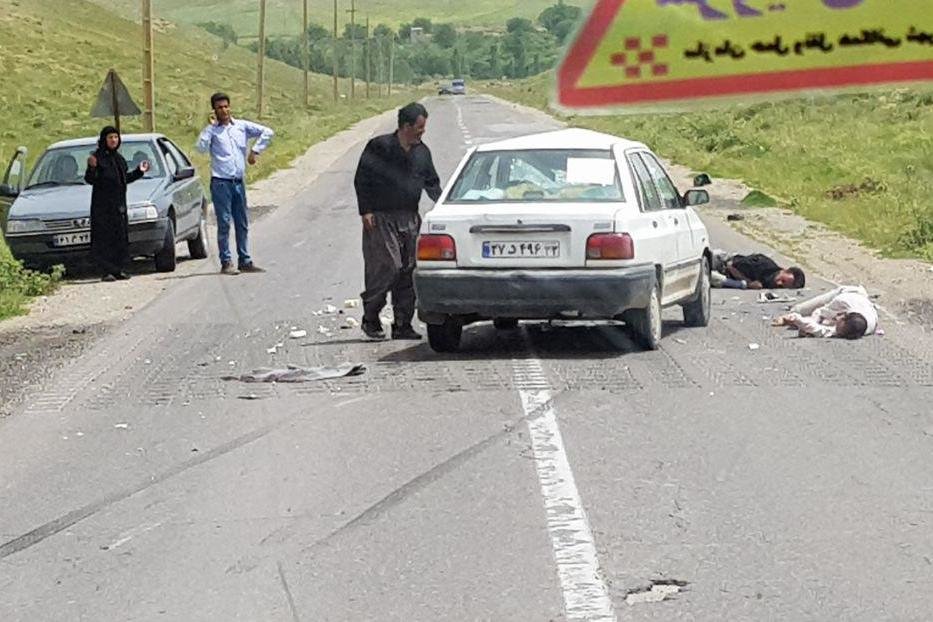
top-left (487, 76), bottom-right (933, 261)
top-left (0, 0), bottom-right (418, 320)
top-left (88, 0), bottom-right (569, 36)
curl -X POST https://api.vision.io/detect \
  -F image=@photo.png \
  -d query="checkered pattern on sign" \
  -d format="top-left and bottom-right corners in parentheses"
top-left (610, 34), bottom-right (669, 79)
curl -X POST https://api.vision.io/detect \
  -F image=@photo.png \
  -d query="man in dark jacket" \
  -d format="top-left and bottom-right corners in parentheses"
top-left (354, 102), bottom-right (442, 340)
top-left (711, 249), bottom-right (805, 289)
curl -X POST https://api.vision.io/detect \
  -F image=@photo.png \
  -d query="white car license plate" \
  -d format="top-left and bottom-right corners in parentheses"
top-left (51, 232), bottom-right (91, 247)
top-left (482, 240), bottom-right (560, 258)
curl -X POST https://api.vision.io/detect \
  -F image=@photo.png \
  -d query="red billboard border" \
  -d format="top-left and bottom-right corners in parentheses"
top-left (557, 0), bottom-right (933, 108)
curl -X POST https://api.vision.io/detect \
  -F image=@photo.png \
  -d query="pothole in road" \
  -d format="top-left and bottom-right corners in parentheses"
top-left (625, 579), bottom-right (689, 605)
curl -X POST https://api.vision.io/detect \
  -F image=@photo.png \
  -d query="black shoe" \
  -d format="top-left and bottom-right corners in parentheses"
top-left (239, 263), bottom-right (266, 273)
top-left (362, 320), bottom-right (386, 340)
top-left (115, 272), bottom-right (131, 281)
top-left (391, 325), bottom-right (422, 340)
top-left (101, 274), bottom-right (117, 282)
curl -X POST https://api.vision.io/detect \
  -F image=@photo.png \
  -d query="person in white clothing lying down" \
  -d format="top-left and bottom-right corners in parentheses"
top-left (772, 285), bottom-right (878, 339)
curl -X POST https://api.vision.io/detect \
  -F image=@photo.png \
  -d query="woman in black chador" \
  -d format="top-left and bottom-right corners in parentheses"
top-left (84, 126), bottom-right (149, 281)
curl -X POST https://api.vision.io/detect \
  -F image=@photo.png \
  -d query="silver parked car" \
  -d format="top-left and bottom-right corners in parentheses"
top-left (1, 133), bottom-right (209, 272)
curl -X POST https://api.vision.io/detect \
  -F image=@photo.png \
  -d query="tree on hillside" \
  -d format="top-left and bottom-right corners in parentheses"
top-left (506, 17), bottom-right (535, 34)
top-left (398, 23), bottom-right (412, 40)
top-left (538, 1), bottom-right (581, 41)
top-left (433, 23), bottom-right (457, 49)
top-left (306, 23), bottom-right (330, 42)
top-left (373, 24), bottom-right (394, 39)
top-left (198, 21), bottom-right (237, 48)
top-left (412, 18), bottom-right (433, 33)
top-left (343, 23), bottom-right (368, 40)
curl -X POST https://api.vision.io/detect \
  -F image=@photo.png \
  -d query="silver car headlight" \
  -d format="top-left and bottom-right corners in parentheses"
top-left (127, 203), bottom-right (159, 223)
top-left (6, 219), bottom-right (45, 234)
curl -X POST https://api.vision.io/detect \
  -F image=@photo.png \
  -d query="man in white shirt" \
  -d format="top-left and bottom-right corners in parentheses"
top-left (772, 285), bottom-right (878, 339)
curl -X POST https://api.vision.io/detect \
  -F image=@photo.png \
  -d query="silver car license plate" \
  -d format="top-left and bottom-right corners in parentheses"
top-left (51, 232), bottom-right (91, 247)
top-left (482, 240), bottom-right (560, 258)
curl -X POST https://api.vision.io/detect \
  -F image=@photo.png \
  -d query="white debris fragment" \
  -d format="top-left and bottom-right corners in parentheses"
top-left (344, 299), bottom-right (360, 309)
top-left (626, 582), bottom-right (685, 605)
top-left (674, 338), bottom-right (687, 345)
top-left (228, 361), bottom-right (237, 366)
top-left (266, 346), bottom-right (278, 355)
top-left (345, 317), bottom-right (360, 328)
top-left (324, 304), bottom-right (338, 314)
top-left (289, 330), bottom-right (308, 339)
top-left (114, 423), bottom-right (129, 430)
top-left (748, 343), bottom-right (761, 351)
top-left (317, 326), bottom-right (331, 335)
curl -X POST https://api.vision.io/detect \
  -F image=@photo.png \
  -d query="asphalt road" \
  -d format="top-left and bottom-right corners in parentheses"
top-left (2, 96), bottom-right (932, 622)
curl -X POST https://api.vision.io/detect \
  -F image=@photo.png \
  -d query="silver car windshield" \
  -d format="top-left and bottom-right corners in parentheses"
top-left (26, 141), bottom-right (165, 189)
top-left (447, 149), bottom-right (624, 203)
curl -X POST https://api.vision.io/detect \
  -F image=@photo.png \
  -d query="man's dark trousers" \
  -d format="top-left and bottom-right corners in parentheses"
top-left (361, 211), bottom-right (420, 328)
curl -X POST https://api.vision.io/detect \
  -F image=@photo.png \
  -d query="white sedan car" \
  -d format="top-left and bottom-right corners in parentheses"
top-left (414, 128), bottom-right (712, 352)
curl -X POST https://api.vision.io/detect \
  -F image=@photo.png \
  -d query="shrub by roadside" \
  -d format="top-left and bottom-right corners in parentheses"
top-left (0, 246), bottom-right (62, 321)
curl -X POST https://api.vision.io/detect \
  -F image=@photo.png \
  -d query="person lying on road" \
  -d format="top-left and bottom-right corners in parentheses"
top-left (772, 285), bottom-right (878, 339)
top-left (711, 249), bottom-right (805, 290)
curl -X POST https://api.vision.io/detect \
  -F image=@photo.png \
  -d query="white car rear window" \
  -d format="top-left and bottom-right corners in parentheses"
top-left (447, 149), bottom-right (624, 204)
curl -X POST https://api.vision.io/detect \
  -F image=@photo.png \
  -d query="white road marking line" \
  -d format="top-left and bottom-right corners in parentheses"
top-left (103, 521), bottom-right (162, 550)
top-left (514, 359), bottom-right (617, 621)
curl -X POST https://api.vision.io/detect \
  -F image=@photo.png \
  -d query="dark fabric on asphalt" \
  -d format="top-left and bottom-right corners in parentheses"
top-left (361, 211), bottom-right (420, 328)
top-left (84, 127), bottom-right (143, 276)
top-left (353, 131), bottom-right (441, 215)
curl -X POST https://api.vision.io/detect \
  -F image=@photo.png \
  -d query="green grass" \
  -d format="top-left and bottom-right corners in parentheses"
top-left (486, 75), bottom-right (933, 261)
top-left (88, 0), bottom-right (571, 36)
top-left (0, 0), bottom-right (420, 320)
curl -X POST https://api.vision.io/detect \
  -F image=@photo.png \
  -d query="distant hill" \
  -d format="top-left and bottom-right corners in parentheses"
top-left (87, 0), bottom-right (577, 36)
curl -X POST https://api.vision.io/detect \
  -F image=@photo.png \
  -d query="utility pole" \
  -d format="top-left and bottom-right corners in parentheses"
top-left (257, 0), bottom-right (266, 118)
top-left (376, 35), bottom-right (383, 97)
top-left (142, 0), bottom-right (155, 131)
top-left (365, 16), bottom-right (371, 99)
top-left (387, 36), bottom-right (394, 96)
top-left (302, 0), bottom-right (309, 107)
top-left (332, 0), bottom-right (338, 102)
top-left (346, 0), bottom-right (357, 99)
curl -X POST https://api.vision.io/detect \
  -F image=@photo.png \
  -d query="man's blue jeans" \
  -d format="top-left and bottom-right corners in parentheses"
top-left (210, 178), bottom-right (251, 266)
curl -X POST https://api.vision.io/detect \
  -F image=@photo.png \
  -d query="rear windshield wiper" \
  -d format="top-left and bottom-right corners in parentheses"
top-left (24, 181), bottom-right (85, 189)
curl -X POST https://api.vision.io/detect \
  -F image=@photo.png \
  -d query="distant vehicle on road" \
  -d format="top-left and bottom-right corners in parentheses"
top-left (414, 128), bottom-right (713, 352)
top-left (1, 133), bottom-right (209, 273)
top-left (438, 78), bottom-right (466, 96)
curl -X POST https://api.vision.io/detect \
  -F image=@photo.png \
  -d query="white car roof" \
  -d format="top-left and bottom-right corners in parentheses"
top-left (48, 133), bottom-right (165, 149)
top-left (474, 128), bottom-right (648, 153)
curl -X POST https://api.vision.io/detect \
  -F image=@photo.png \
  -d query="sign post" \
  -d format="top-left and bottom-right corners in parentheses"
top-left (557, 0), bottom-right (933, 112)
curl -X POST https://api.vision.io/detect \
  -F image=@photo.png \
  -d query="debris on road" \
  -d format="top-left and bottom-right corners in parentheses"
top-left (223, 363), bottom-right (366, 384)
top-left (726, 213), bottom-right (745, 221)
top-left (289, 330), bottom-right (308, 339)
top-left (625, 580), bottom-right (688, 605)
top-left (238, 393), bottom-right (265, 401)
top-left (758, 292), bottom-right (796, 304)
top-left (343, 318), bottom-right (360, 329)
top-left (674, 338), bottom-right (687, 344)
top-left (317, 326), bottom-right (332, 335)
top-left (266, 346), bottom-right (278, 355)
top-left (114, 423), bottom-right (129, 430)
top-left (344, 299), bottom-right (360, 309)
top-left (324, 304), bottom-right (338, 314)
top-left (748, 343), bottom-right (761, 350)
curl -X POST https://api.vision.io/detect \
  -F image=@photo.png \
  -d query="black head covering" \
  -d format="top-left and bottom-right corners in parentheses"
top-left (97, 126), bottom-right (121, 151)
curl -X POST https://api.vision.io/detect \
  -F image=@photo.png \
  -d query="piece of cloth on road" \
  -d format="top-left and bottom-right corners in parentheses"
top-left (353, 131), bottom-right (441, 216)
top-left (223, 363), bottom-right (366, 383)
top-left (361, 211), bottom-right (420, 328)
top-left (84, 126), bottom-right (144, 276)
top-left (784, 285), bottom-right (878, 338)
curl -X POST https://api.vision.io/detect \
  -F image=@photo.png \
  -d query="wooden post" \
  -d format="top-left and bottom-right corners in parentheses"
top-left (141, 0), bottom-right (155, 131)
top-left (302, 0), bottom-right (309, 107)
top-left (257, 0), bottom-right (267, 118)
top-left (347, 0), bottom-right (356, 99)
top-left (387, 36), bottom-right (394, 96)
top-left (332, 0), bottom-right (338, 102)
top-left (365, 17), bottom-right (371, 99)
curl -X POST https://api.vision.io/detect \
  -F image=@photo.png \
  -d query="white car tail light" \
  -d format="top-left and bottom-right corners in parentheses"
top-left (586, 233), bottom-right (634, 260)
top-left (417, 234), bottom-right (457, 261)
